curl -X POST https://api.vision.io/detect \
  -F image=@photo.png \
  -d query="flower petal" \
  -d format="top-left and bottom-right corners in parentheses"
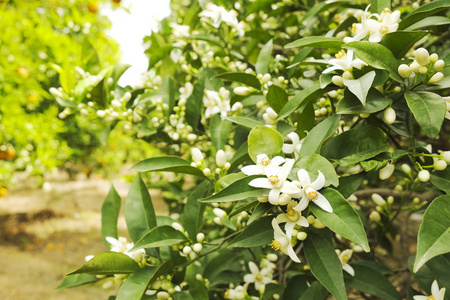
top-left (310, 170), bottom-right (325, 190)
top-left (286, 244), bottom-right (301, 263)
top-left (343, 263), bottom-right (355, 277)
top-left (296, 216), bottom-right (309, 228)
top-left (293, 196), bottom-right (309, 212)
top-left (276, 214), bottom-right (290, 224)
top-left (314, 193), bottom-right (333, 213)
top-left (249, 178), bottom-right (272, 189)
top-left (268, 188), bottom-right (281, 205)
top-left (279, 159), bottom-right (295, 181)
top-left (272, 218), bottom-right (284, 236)
top-left (297, 169), bottom-right (311, 186)
top-left (282, 144), bottom-right (294, 154)
top-left (271, 156), bottom-right (285, 167)
top-left (243, 274), bottom-right (255, 283)
top-left (248, 261), bottom-right (259, 274)
top-left (280, 181), bottom-right (302, 195)
top-left (241, 165), bottom-right (263, 175)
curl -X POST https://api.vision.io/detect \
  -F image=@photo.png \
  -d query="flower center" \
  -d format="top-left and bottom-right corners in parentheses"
top-left (270, 240), bottom-right (281, 251)
top-left (427, 296), bottom-right (436, 300)
top-left (351, 23), bottom-right (357, 34)
top-left (383, 8), bottom-right (392, 13)
top-left (335, 50), bottom-right (346, 59)
top-left (379, 25), bottom-right (388, 35)
top-left (260, 157), bottom-right (271, 166)
top-left (307, 190), bottom-right (319, 201)
top-left (341, 254), bottom-right (350, 263)
top-left (255, 273), bottom-right (263, 283)
top-left (268, 175), bottom-right (280, 185)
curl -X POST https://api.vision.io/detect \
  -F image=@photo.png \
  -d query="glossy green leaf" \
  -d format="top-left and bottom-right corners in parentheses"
top-left (116, 262), bottom-right (174, 300)
top-left (399, 0), bottom-right (450, 30)
top-left (304, 231), bottom-right (348, 300)
top-left (199, 175), bottom-right (267, 203)
top-left (298, 281), bottom-right (328, 300)
top-left (431, 168), bottom-right (450, 194)
top-left (131, 225), bottom-right (187, 250)
top-left (226, 116), bottom-right (264, 129)
top-left (343, 42), bottom-right (402, 82)
top-left (277, 84), bottom-right (332, 120)
top-left (213, 72), bottom-right (261, 89)
top-left (288, 47), bottom-right (313, 78)
top-left (345, 264), bottom-right (401, 300)
top-left (189, 280), bottom-right (209, 300)
top-left (125, 174), bottom-right (157, 243)
top-left (290, 154), bottom-right (339, 187)
top-left (343, 71), bottom-right (376, 106)
top-left (248, 125), bottom-right (284, 163)
top-left (248, 202), bottom-right (273, 224)
top-left (186, 69), bottom-right (207, 130)
top-left (336, 173), bottom-right (365, 198)
top-left (409, 254), bottom-right (450, 298)
top-left (281, 275), bottom-right (309, 300)
top-left (337, 88), bottom-right (390, 114)
top-left (371, 0), bottom-right (390, 14)
top-left (405, 16), bottom-right (450, 31)
top-left (333, 16), bottom-right (357, 37)
top-left (130, 156), bottom-right (206, 177)
top-left (285, 36), bottom-right (344, 49)
top-left (228, 216), bottom-right (273, 247)
top-left (161, 76), bottom-right (175, 116)
top-left (277, 121), bottom-right (297, 137)
top-left (101, 185), bottom-right (122, 248)
top-left (310, 188), bottom-right (369, 252)
top-left (229, 198), bottom-right (258, 218)
top-left (57, 274), bottom-right (98, 290)
top-left (262, 283), bottom-right (285, 300)
top-left (68, 252), bottom-right (140, 275)
top-left (211, 114), bottom-right (232, 151)
top-left (405, 91), bottom-right (445, 139)
top-left (266, 85), bottom-right (288, 113)
top-left (300, 114), bottom-right (341, 157)
top-left (215, 173), bottom-right (246, 193)
top-left (414, 195), bottom-right (450, 272)
top-left (297, 102), bottom-right (315, 139)
top-left (321, 125), bottom-right (388, 167)
top-left (256, 39), bottom-right (273, 75)
top-left (183, 181), bottom-right (211, 239)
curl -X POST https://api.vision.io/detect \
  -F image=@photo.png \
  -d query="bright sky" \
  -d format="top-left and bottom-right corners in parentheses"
top-left (102, 0), bottom-right (171, 86)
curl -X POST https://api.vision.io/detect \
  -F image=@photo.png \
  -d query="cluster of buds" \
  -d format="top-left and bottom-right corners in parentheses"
top-left (398, 48), bottom-right (445, 84)
top-left (190, 147), bottom-right (231, 178)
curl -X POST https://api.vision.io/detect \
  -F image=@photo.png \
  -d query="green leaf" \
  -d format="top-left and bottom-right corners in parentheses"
top-left (186, 69), bottom-right (207, 130)
top-left (409, 254), bottom-right (450, 298)
top-left (248, 125), bottom-right (284, 163)
top-left (345, 263), bottom-right (401, 300)
top-left (256, 39), bottom-right (273, 75)
top-left (337, 88), bottom-right (390, 114)
top-left (226, 116), bottom-right (264, 129)
top-left (299, 281), bottom-right (328, 300)
top-left (405, 91), bottom-right (446, 139)
top-left (299, 114), bottom-right (341, 157)
top-left (199, 175), bottom-right (267, 203)
top-left (211, 114), bottom-right (232, 151)
top-left (290, 154), bottom-right (339, 187)
top-left (125, 174), bottom-right (157, 243)
top-left (116, 262), bottom-right (174, 300)
top-left (183, 181), bottom-right (211, 239)
top-left (333, 16), bottom-right (358, 37)
top-left (229, 198), bottom-right (258, 218)
top-left (248, 202), bottom-right (273, 224)
top-left (74, 71), bottom-right (106, 101)
top-left (282, 275), bottom-right (309, 300)
top-left (228, 216), bottom-right (273, 247)
top-left (343, 71), bottom-right (376, 106)
top-left (101, 185), bottom-right (122, 248)
top-left (405, 16), bottom-right (450, 31)
top-left (371, 0), bottom-right (390, 14)
top-left (297, 102), bottom-right (315, 139)
top-left (57, 274), bottom-right (98, 290)
top-left (185, 33), bottom-right (222, 47)
top-left (285, 36), bottom-right (344, 49)
top-left (301, 0), bottom-right (351, 22)
top-left (189, 280), bottom-right (209, 300)
top-left (68, 252), bottom-right (140, 275)
top-left (321, 125), bottom-right (389, 167)
top-left (399, 0), bottom-right (450, 30)
top-left (131, 225), bottom-right (187, 250)
top-left (288, 47), bottom-right (313, 78)
top-left (161, 76), bottom-right (176, 116)
top-left (304, 231), bottom-right (348, 300)
top-left (277, 84), bottom-right (332, 120)
top-left (310, 189), bottom-right (369, 252)
top-left (431, 168), bottom-right (450, 194)
top-left (336, 173), bottom-right (365, 199)
top-left (262, 283), bottom-right (285, 300)
top-left (414, 195), bottom-right (450, 272)
top-left (343, 42), bottom-right (402, 82)
top-left (266, 85), bottom-right (288, 113)
top-left (213, 72), bottom-right (261, 89)
top-left (215, 173), bottom-right (246, 192)
top-left (130, 156), bottom-right (205, 177)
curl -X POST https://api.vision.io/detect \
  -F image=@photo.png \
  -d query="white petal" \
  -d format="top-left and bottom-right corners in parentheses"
top-left (243, 274), bottom-right (255, 283)
top-left (296, 216), bottom-right (309, 228)
top-left (413, 296), bottom-right (428, 300)
top-left (297, 169), bottom-right (311, 186)
top-left (241, 165), bottom-right (264, 175)
top-left (272, 218), bottom-right (284, 236)
top-left (276, 214), bottom-right (290, 224)
top-left (293, 196), bottom-right (309, 212)
top-left (281, 181), bottom-right (302, 195)
top-left (268, 188), bottom-right (281, 205)
top-left (105, 236), bottom-right (119, 246)
top-left (271, 156), bottom-right (285, 167)
top-left (286, 244), bottom-right (301, 263)
top-left (314, 193), bottom-right (333, 213)
top-left (282, 144), bottom-right (294, 154)
top-left (284, 222), bottom-right (295, 237)
top-left (343, 263), bottom-right (355, 277)
top-left (322, 65), bottom-right (341, 74)
top-left (249, 178), bottom-right (272, 189)
top-left (279, 159), bottom-right (295, 181)
top-left (256, 154), bottom-right (269, 163)
top-left (310, 170), bottom-right (325, 190)
top-left (248, 261), bottom-right (259, 274)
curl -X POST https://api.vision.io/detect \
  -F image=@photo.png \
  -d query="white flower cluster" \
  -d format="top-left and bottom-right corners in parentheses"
top-left (203, 87), bottom-right (242, 119)
top-left (199, 3), bottom-right (245, 37)
top-left (398, 48), bottom-right (445, 84)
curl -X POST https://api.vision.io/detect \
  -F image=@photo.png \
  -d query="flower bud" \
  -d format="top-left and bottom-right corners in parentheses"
top-left (312, 219), bottom-right (326, 229)
top-left (409, 60), bottom-right (421, 73)
top-left (97, 110), bottom-right (106, 118)
top-left (182, 246), bottom-right (192, 255)
top-left (258, 196), bottom-right (268, 203)
top-left (387, 196), bottom-right (394, 205)
top-left (419, 66), bottom-right (428, 74)
top-left (418, 170), bottom-right (430, 182)
top-left (191, 147), bottom-right (203, 162)
top-left (398, 64), bottom-right (412, 78)
top-left (369, 211), bottom-right (381, 222)
top-left (266, 107), bottom-right (278, 119)
top-left (262, 73), bottom-right (271, 83)
top-left (383, 107), bottom-right (396, 124)
top-left (401, 164), bottom-right (411, 174)
top-left (429, 72), bottom-right (443, 83)
top-left (172, 222), bottom-right (184, 231)
top-left (413, 197), bottom-right (420, 204)
top-left (332, 75), bottom-right (344, 87)
top-left (441, 151), bottom-right (450, 163)
top-left (196, 233), bottom-right (205, 243)
top-left (262, 113), bottom-right (277, 125)
top-left (297, 232), bottom-right (308, 240)
top-left (415, 48), bottom-right (430, 66)
top-left (278, 193), bottom-right (291, 205)
top-left (203, 168), bottom-right (211, 176)
top-left (215, 150), bottom-right (227, 167)
top-left (434, 160), bottom-right (447, 171)
top-left (379, 163), bottom-right (395, 180)
top-left (359, 113), bottom-right (370, 118)
top-left (213, 208), bottom-right (227, 218)
top-left (306, 215), bottom-right (315, 224)
top-left (342, 71), bottom-right (353, 80)
top-left (267, 253), bottom-right (278, 261)
top-left (157, 291), bottom-right (169, 299)
top-left (371, 193), bottom-right (386, 206)
top-left (233, 86), bottom-right (251, 96)
top-left (434, 60), bottom-right (445, 72)
top-left (192, 243), bottom-right (203, 252)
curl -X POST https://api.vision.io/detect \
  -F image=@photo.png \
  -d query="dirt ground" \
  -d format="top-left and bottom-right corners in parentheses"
top-left (0, 170), bottom-right (167, 300)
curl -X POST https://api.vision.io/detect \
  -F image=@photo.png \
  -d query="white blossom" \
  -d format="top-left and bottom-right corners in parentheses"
top-left (243, 262), bottom-right (273, 292)
top-left (282, 132), bottom-right (304, 159)
top-left (336, 249), bottom-right (355, 276)
top-left (414, 280), bottom-right (446, 300)
top-left (241, 154), bottom-right (285, 175)
top-left (293, 169), bottom-right (332, 213)
top-left (271, 218), bottom-right (301, 263)
top-left (322, 50), bottom-right (366, 74)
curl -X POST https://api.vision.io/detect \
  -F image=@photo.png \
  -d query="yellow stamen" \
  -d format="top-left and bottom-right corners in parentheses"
top-left (383, 8), bottom-right (392, 13)
top-left (351, 23), bottom-right (357, 34)
top-left (270, 240), bottom-right (281, 251)
top-left (335, 50), bottom-right (346, 59)
top-left (260, 157), bottom-right (271, 166)
top-left (307, 191), bottom-right (319, 201)
top-left (286, 208), bottom-right (296, 218)
top-left (379, 25), bottom-right (388, 35)
top-left (427, 296), bottom-right (436, 300)
top-left (268, 175), bottom-right (280, 185)
top-left (341, 253), bottom-right (351, 263)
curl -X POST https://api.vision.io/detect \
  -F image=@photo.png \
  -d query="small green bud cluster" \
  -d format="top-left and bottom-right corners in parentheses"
top-left (398, 48), bottom-right (445, 84)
